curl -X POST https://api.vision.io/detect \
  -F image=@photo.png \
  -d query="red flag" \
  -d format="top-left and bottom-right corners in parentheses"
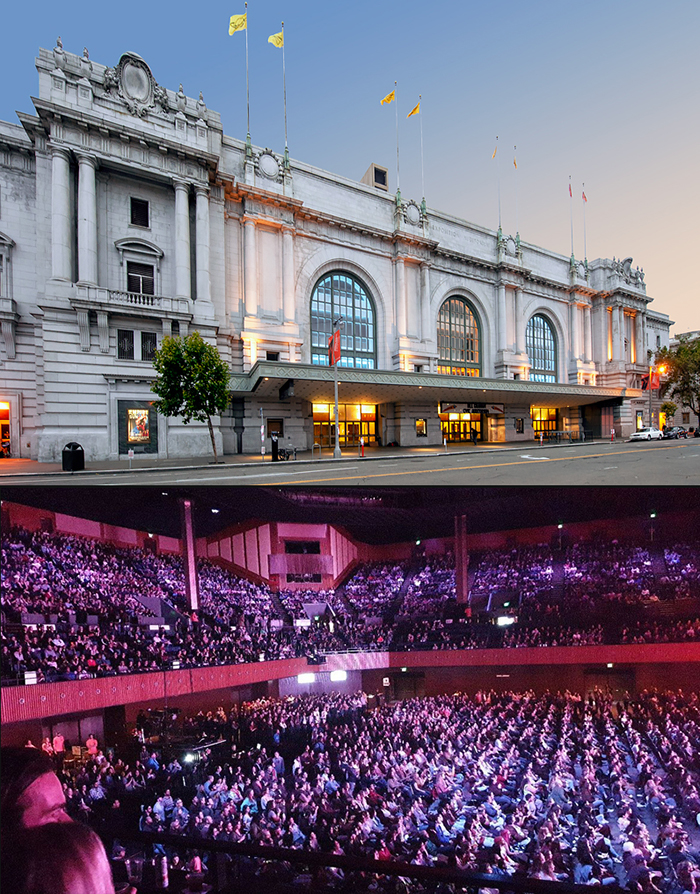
top-left (582, 190), bottom-right (587, 202)
top-left (650, 371), bottom-right (660, 390)
top-left (328, 330), bottom-right (341, 366)
top-left (569, 183), bottom-right (572, 197)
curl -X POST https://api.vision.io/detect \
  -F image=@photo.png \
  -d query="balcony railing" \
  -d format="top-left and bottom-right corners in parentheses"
top-left (72, 284), bottom-right (191, 316)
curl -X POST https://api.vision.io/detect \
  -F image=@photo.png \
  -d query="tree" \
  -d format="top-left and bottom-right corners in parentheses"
top-left (655, 336), bottom-right (700, 419)
top-left (660, 401), bottom-right (677, 423)
top-left (151, 331), bottom-right (230, 461)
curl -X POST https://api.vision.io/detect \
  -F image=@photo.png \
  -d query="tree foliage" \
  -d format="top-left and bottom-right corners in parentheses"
top-left (660, 401), bottom-right (677, 422)
top-left (655, 337), bottom-right (700, 418)
top-left (151, 331), bottom-right (230, 461)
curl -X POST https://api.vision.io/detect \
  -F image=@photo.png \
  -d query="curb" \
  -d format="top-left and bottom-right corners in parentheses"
top-left (0, 439), bottom-right (616, 480)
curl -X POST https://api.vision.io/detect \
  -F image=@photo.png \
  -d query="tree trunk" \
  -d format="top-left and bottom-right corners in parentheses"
top-left (206, 414), bottom-right (218, 462)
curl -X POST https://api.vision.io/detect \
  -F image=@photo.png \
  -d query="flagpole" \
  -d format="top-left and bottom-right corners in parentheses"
top-left (419, 94), bottom-right (425, 202)
top-left (569, 175), bottom-right (574, 260)
top-left (245, 1), bottom-right (251, 156)
top-left (582, 182), bottom-right (587, 262)
top-left (514, 144), bottom-right (518, 239)
top-left (496, 136), bottom-right (501, 231)
top-left (281, 22), bottom-right (289, 170)
top-left (394, 80), bottom-right (400, 199)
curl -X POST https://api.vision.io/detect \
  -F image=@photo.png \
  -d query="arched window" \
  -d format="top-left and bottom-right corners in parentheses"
top-left (310, 272), bottom-right (376, 368)
top-left (437, 297), bottom-right (481, 376)
top-left (526, 314), bottom-right (557, 382)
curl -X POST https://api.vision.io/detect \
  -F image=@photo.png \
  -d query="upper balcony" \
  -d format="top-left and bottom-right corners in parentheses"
top-left (72, 284), bottom-right (192, 320)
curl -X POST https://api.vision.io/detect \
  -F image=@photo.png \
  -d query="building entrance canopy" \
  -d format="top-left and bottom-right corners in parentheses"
top-left (231, 361), bottom-right (634, 410)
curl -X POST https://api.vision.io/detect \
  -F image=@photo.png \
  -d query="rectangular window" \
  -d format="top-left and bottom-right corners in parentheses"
top-left (117, 329), bottom-right (135, 360)
top-left (682, 412), bottom-right (690, 424)
top-left (267, 419), bottom-right (284, 438)
top-left (141, 331), bottom-right (158, 363)
top-left (415, 419), bottom-right (427, 437)
top-left (130, 198), bottom-right (150, 228)
top-left (515, 418), bottom-right (525, 434)
top-left (266, 351), bottom-right (280, 361)
top-left (127, 262), bottom-right (155, 295)
top-left (0, 256), bottom-right (4, 297)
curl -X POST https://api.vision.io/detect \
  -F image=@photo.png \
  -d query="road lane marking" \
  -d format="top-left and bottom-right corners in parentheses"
top-left (250, 444), bottom-right (687, 485)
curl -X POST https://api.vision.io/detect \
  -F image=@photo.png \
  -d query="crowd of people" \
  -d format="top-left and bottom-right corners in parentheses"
top-left (5, 687), bottom-right (699, 892)
top-left (2, 527), bottom-right (699, 686)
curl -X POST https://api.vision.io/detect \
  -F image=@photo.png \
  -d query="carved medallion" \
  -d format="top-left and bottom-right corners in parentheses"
top-left (103, 52), bottom-right (169, 118)
top-left (258, 151), bottom-right (280, 180)
top-left (404, 200), bottom-right (421, 226)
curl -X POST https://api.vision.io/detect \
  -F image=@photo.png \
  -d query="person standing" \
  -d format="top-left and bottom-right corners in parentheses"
top-left (52, 732), bottom-right (66, 771)
top-left (85, 734), bottom-right (98, 757)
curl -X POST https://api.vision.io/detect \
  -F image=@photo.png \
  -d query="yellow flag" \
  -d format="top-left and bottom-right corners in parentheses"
top-left (492, 143), bottom-right (498, 159)
top-left (513, 156), bottom-right (517, 169)
top-left (380, 90), bottom-right (395, 105)
top-left (407, 101), bottom-right (420, 118)
top-left (268, 31), bottom-right (284, 47)
top-left (229, 13), bottom-right (247, 34)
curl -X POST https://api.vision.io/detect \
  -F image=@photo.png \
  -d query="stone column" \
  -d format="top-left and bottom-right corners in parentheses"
top-left (497, 283), bottom-right (507, 350)
top-left (570, 299), bottom-right (580, 361)
top-left (395, 256), bottom-right (406, 337)
top-left (515, 287), bottom-right (525, 354)
top-left (617, 305), bottom-right (626, 361)
top-left (76, 151), bottom-right (98, 285)
top-left (637, 312), bottom-right (647, 364)
top-left (194, 185), bottom-right (211, 304)
top-left (584, 306), bottom-right (592, 362)
top-left (243, 216), bottom-right (258, 317)
top-left (282, 226), bottom-right (295, 322)
top-left (611, 305), bottom-right (622, 362)
top-left (420, 262), bottom-right (431, 342)
top-left (51, 146), bottom-right (72, 281)
top-left (173, 179), bottom-right (191, 301)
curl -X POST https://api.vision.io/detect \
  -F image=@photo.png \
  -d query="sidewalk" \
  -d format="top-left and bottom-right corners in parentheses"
top-left (0, 438), bottom-right (610, 479)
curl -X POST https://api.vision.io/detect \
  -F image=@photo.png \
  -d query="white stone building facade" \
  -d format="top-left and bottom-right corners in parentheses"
top-left (0, 44), bottom-right (672, 460)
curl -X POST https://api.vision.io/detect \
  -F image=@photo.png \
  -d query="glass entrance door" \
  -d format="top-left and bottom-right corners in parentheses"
top-left (440, 412), bottom-right (482, 442)
top-left (313, 405), bottom-right (377, 448)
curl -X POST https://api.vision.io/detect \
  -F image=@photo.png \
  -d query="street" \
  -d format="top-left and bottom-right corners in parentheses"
top-left (0, 440), bottom-right (697, 487)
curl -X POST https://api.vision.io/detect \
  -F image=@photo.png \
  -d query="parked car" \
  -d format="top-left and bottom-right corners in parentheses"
top-left (662, 426), bottom-right (688, 439)
top-left (629, 427), bottom-right (664, 441)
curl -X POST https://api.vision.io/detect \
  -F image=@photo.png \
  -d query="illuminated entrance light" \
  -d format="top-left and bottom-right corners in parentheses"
top-left (330, 669), bottom-right (347, 682)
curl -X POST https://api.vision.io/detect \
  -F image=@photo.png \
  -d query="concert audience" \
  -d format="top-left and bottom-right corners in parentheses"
top-left (46, 689), bottom-right (700, 891)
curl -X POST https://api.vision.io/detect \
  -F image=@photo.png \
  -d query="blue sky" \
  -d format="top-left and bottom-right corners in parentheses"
top-left (3, 0), bottom-right (698, 332)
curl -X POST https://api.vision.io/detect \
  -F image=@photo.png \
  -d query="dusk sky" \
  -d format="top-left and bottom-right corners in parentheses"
top-left (3, 0), bottom-right (698, 333)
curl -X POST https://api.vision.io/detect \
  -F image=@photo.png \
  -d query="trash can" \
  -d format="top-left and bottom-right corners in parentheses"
top-left (62, 442), bottom-right (85, 472)
top-left (271, 433), bottom-right (279, 462)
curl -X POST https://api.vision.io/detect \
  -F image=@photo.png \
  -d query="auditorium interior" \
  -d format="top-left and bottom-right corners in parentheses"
top-left (1, 485), bottom-right (699, 893)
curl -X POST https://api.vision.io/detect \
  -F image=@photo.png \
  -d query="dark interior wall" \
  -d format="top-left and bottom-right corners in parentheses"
top-left (3, 663), bottom-right (698, 747)
top-left (362, 662), bottom-right (700, 699)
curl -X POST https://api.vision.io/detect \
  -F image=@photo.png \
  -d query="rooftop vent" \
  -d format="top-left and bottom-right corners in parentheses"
top-left (361, 163), bottom-right (388, 192)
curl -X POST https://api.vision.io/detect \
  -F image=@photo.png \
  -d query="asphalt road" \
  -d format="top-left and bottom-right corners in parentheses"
top-left (3, 440), bottom-right (697, 486)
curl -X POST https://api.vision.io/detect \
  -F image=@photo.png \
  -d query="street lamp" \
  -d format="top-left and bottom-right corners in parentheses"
top-left (332, 315), bottom-right (345, 459)
top-left (647, 362), bottom-right (667, 427)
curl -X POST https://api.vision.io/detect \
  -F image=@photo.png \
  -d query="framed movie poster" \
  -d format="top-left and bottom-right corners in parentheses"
top-left (118, 401), bottom-right (158, 455)
top-left (127, 409), bottom-right (150, 443)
